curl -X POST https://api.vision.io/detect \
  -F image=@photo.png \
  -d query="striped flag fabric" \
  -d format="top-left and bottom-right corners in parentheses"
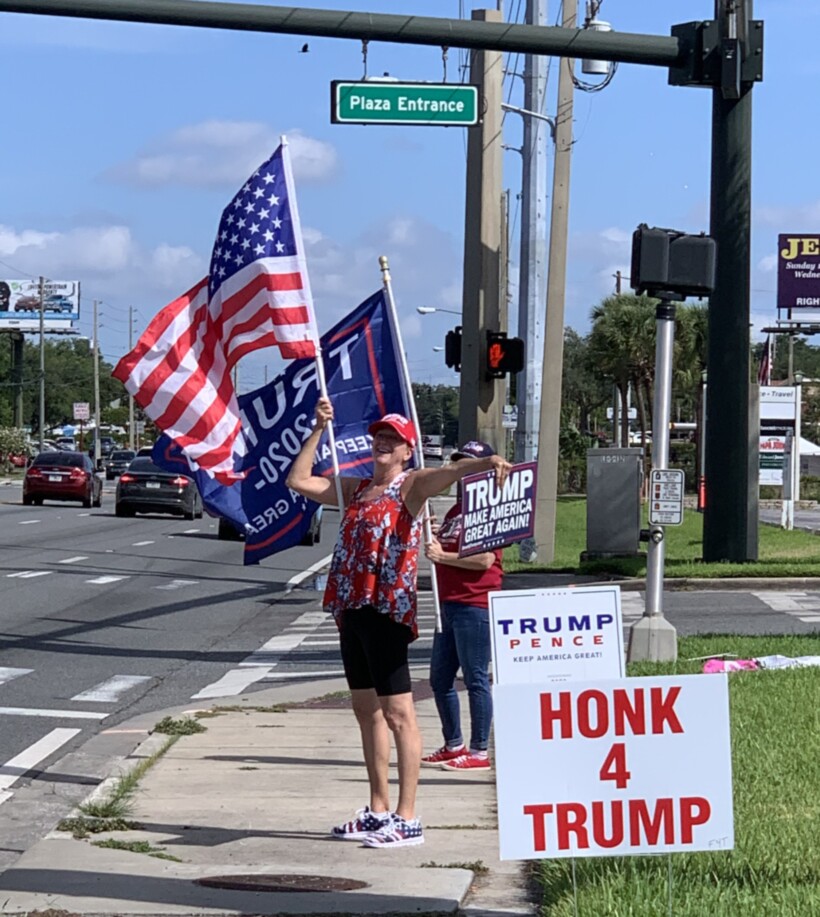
top-left (757, 334), bottom-right (772, 386)
top-left (113, 139), bottom-right (319, 482)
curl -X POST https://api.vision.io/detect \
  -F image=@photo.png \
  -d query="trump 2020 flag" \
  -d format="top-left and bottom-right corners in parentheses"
top-left (113, 138), bottom-right (319, 484)
top-left (238, 289), bottom-right (413, 563)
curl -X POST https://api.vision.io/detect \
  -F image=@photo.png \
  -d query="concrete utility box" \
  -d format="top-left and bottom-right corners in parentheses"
top-left (585, 448), bottom-right (644, 557)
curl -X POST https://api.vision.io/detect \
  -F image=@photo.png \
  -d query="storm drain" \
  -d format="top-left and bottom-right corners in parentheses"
top-left (195, 874), bottom-right (368, 893)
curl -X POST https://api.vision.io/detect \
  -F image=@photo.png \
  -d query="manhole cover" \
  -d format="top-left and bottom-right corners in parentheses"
top-left (195, 874), bottom-right (368, 893)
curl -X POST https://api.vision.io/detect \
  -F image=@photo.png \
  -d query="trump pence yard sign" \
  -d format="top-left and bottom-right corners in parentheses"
top-left (494, 674), bottom-right (734, 860)
top-left (489, 585), bottom-right (624, 685)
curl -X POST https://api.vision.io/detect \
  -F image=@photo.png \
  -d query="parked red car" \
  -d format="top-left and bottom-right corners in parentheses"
top-left (23, 451), bottom-right (103, 508)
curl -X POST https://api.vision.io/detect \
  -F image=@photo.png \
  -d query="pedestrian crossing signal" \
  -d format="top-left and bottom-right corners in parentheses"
top-left (486, 331), bottom-right (524, 378)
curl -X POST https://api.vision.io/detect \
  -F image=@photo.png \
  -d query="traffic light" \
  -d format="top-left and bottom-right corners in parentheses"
top-left (445, 326), bottom-right (462, 372)
top-left (486, 330), bottom-right (524, 378)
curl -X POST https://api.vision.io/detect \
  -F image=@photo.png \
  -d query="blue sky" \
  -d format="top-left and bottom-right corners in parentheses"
top-left (0, 0), bottom-right (814, 391)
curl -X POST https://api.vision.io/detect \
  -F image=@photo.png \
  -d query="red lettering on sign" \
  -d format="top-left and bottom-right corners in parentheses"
top-left (540, 685), bottom-right (685, 742)
top-left (680, 797), bottom-right (711, 842)
top-left (629, 798), bottom-right (675, 845)
top-left (540, 691), bottom-right (573, 739)
top-left (598, 742), bottom-right (631, 788)
top-left (613, 688), bottom-right (646, 736)
top-left (651, 686), bottom-right (684, 734)
top-left (577, 690), bottom-right (609, 738)
top-left (523, 797), bottom-right (713, 852)
top-left (551, 637), bottom-right (563, 647)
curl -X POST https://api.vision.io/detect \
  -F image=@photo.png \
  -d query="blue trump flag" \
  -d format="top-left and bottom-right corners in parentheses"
top-left (155, 289), bottom-right (412, 564)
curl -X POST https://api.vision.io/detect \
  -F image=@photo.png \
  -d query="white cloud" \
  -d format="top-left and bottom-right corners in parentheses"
top-left (105, 122), bottom-right (338, 189)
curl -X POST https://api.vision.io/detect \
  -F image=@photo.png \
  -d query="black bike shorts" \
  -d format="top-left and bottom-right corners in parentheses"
top-left (338, 605), bottom-right (413, 696)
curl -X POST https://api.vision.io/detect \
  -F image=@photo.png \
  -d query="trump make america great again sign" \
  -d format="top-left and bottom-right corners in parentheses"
top-left (458, 461), bottom-right (537, 557)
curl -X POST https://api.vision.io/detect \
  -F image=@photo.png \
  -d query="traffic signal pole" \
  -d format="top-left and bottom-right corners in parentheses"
top-left (2, 0), bottom-right (763, 566)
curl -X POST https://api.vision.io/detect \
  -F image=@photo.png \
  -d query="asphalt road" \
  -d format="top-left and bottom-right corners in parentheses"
top-left (1, 477), bottom-right (819, 870)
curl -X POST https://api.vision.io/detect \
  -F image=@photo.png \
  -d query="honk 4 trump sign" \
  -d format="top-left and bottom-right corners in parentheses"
top-left (489, 585), bottom-right (624, 685)
top-left (494, 674), bottom-right (734, 860)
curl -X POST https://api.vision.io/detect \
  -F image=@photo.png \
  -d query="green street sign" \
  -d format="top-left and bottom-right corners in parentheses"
top-left (331, 81), bottom-right (480, 127)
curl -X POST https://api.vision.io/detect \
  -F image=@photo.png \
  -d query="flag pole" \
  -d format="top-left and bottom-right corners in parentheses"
top-left (379, 255), bottom-right (442, 629)
top-left (280, 134), bottom-right (345, 511)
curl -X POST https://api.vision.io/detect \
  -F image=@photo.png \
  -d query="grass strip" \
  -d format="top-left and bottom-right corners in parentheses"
top-left (92, 838), bottom-right (181, 862)
top-left (79, 735), bottom-right (178, 819)
top-left (532, 634), bottom-right (820, 916)
top-left (503, 496), bottom-right (820, 578)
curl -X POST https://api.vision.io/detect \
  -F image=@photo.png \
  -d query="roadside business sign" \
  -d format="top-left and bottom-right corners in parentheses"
top-left (648, 468), bottom-right (685, 525)
top-left (0, 279), bottom-right (80, 332)
top-left (777, 234), bottom-right (820, 310)
top-left (458, 461), bottom-right (537, 557)
top-left (73, 402), bottom-right (90, 422)
top-left (331, 81), bottom-right (480, 126)
top-left (489, 585), bottom-right (624, 685)
top-left (494, 674), bottom-right (734, 860)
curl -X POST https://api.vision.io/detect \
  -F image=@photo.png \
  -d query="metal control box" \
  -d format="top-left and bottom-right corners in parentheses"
top-left (585, 448), bottom-right (644, 556)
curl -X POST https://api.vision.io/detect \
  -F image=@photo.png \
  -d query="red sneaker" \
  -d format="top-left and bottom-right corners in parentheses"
top-left (440, 753), bottom-right (491, 771)
top-left (421, 745), bottom-right (466, 767)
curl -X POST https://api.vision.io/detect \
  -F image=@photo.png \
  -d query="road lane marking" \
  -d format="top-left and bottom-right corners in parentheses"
top-left (182, 529), bottom-right (200, 534)
top-left (0, 728), bottom-right (81, 806)
top-left (0, 707), bottom-right (106, 719)
top-left (71, 675), bottom-right (152, 703)
top-left (285, 553), bottom-right (333, 592)
top-left (18, 520), bottom-right (40, 525)
top-left (191, 666), bottom-right (274, 699)
top-left (264, 669), bottom-right (345, 680)
top-left (155, 579), bottom-right (199, 590)
top-left (86, 576), bottom-right (128, 585)
top-left (131, 541), bottom-right (155, 547)
top-left (58, 556), bottom-right (88, 564)
top-left (6, 571), bottom-right (52, 579)
top-left (0, 668), bottom-right (33, 687)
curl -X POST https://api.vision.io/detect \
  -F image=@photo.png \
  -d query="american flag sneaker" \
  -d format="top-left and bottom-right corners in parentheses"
top-left (331, 806), bottom-right (391, 840)
top-left (361, 814), bottom-right (425, 848)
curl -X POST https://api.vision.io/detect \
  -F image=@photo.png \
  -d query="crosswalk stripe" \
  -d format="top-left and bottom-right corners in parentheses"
top-left (58, 556), bottom-right (88, 564)
top-left (0, 728), bottom-right (81, 807)
top-left (6, 571), bottom-right (51, 579)
top-left (71, 675), bottom-right (151, 703)
top-left (0, 706), bottom-right (106, 720)
top-left (191, 667), bottom-right (274, 700)
top-left (86, 576), bottom-right (128, 585)
top-left (0, 668), bottom-right (33, 687)
top-left (156, 579), bottom-right (199, 590)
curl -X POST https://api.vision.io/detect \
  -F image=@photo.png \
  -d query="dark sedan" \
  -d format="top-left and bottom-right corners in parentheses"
top-left (115, 457), bottom-right (203, 519)
top-left (104, 449), bottom-right (136, 480)
top-left (23, 451), bottom-right (103, 508)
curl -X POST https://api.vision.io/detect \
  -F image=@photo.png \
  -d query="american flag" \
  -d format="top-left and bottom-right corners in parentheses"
top-left (113, 140), bottom-right (319, 482)
top-left (757, 334), bottom-right (772, 386)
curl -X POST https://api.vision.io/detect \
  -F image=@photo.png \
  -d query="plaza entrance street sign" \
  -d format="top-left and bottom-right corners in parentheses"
top-left (331, 81), bottom-right (480, 126)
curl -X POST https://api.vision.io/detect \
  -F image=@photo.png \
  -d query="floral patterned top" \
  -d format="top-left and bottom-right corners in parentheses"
top-left (323, 472), bottom-right (422, 640)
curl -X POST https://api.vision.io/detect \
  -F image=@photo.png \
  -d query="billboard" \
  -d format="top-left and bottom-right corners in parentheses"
top-left (0, 279), bottom-right (80, 331)
top-left (777, 234), bottom-right (820, 312)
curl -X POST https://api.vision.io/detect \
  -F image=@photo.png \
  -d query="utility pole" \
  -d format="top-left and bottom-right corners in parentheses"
top-left (459, 7), bottom-right (505, 452)
top-left (515, 0), bottom-right (549, 561)
top-left (11, 332), bottom-right (24, 429)
top-left (93, 300), bottom-right (101, 468)
top-left (128, 305), bottom-right (135, 450)
top-left (38, 276), bottom-right (45, 451)
top-left (532, 0), bottom-right (576, 562)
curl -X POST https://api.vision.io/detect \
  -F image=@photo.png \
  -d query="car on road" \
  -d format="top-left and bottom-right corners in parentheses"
top-left (43, 294), bottom-right (75, 313)
top-left (104, 449), bottom-right (136, 480)
top-left (88, 435), bottom-right (116, 460)
top-left (23, 451), bottom-right (103, 507)
top-left (217, 505), bottom-right (323, 545)
top-left (115, 456), bottom-right (203, 519)
top-left (54, 436), bottom-right (77, 451)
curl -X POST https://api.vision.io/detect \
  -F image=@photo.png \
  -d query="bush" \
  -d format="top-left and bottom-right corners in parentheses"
top-left (0, 426), bottom-right (29, 473)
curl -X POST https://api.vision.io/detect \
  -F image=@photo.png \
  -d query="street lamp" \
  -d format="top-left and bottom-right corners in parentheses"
top-left (417, 306), bottom-right (461, 316)
top-left (432, 346), bottom-right (444, 352)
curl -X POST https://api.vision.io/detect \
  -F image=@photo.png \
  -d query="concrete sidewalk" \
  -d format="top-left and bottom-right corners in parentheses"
top-left (0, 673), bottom-right (535, 917)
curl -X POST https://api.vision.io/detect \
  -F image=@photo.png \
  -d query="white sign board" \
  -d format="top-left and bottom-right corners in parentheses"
top-left (760, 385), bottom-right (796, 421)
top-left (73, 402), bottom-right (90, 422)
top-left (648, 469), bottom-right (685, 525)
top-left (494, 674), bottom-right (734, 859)
top-left (489, 586), bottom-right (625, 685)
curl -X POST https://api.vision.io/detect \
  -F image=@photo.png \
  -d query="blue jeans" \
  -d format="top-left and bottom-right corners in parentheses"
top-left (429, 602), bottom-right (492, 752)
